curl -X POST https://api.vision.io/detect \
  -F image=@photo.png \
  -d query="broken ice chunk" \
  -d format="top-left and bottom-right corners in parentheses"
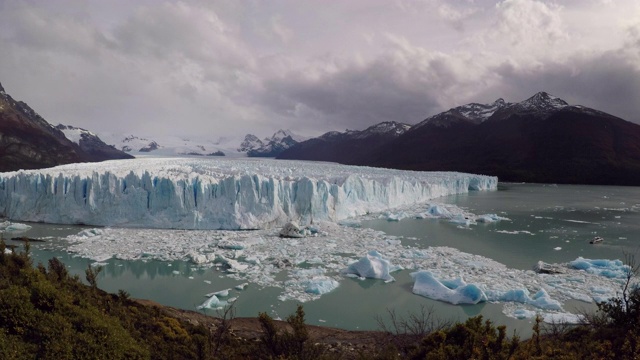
top-left (4, 223), bottom-right (32, 232)
top-left (411, 271), bottom-right (487, 305)
top-left (189, 252), bottom-right (208, 264)
top-left (301, 277), bottom-right (340, 295)
top-left (215, 255), bottom-right (249, 272)
top-left (197, 295), bottom-right (227, 310)
top-left (569, 257), bottom-right (630, 279)
top-left (279, 221), bottom-right (305, 238)
top-left (235, 283), bottom-right (249, 291)
top-left (343, 251), bottom-right (396, 282)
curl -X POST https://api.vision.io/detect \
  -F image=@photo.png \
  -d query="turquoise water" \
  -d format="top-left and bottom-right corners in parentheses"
top-left (8, 183), bottom-right (640, 337)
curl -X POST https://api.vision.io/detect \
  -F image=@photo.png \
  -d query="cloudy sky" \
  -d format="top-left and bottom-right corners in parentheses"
top-left (1, 0), bottom-right (639, 139)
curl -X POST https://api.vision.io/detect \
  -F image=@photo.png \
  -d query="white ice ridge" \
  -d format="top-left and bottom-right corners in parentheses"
top-left (0, 158), bottom-right (497, 230)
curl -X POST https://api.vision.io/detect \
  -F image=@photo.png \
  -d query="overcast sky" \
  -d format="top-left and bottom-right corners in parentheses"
top-left (1, 0), bottom-right (639, 139)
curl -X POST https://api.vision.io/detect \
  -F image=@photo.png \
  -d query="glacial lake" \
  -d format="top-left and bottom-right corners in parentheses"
top-left (8, 182), bottom-right (640, 337)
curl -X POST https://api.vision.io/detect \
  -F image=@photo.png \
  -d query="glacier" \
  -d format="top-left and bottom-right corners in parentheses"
top-left (0, 158), bottom-right (497, 230)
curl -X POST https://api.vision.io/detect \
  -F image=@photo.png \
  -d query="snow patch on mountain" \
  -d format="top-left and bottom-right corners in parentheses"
top-left (55, 124), bottom-right (98, 145)
top-left (413, 92), bottom-right (575, 130)
top-left (240, 129), bottom-right (306, 157)
top-left (238, 134), bottom-right (263, 152)
top-left (518, 92), bottom-right (568, 112)
top-left (352, 122), bottom-right (411, 139)
top-left (99, 133), bottom-right (243, 157)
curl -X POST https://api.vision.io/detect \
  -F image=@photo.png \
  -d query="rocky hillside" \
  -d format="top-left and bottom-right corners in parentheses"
top-left (277, 121), bottom-right (411, 164)
top-left (365, 92), bottom-right (640, 185)
top-left (55, 124), bottom-right (133, 161)
top-left (277, 92), bottom-right (640, 185)
top-left (0, 82), bottom-right (132, 172)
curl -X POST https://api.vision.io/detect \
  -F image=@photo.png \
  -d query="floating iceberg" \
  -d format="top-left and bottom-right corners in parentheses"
top-left (0, 222), bottom-right (32, 232)
top-left (206, 289), bottom-right (231, 297)
top-left (569, 257), bottom-right (630, 279)
top-left (301, 277), bottom-right (340, 295)
top-left (344, 251), bottom-right (399, 282)
top-left (487, 288), bottom-right (562, 310)
top-left (476, 214), bottom-right (509, 223)
top-left (197, 295), bottom-right (227, 310)
top-left (411, 271), bottom-right (487, 305)
top-left (0, 158), bottom-right (497, 230)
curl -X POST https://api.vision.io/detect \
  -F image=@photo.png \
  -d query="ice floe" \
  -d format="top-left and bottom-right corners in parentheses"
top-left (0, 221), bottom-right (32, 233)
top-left (569, 257), bottom-right (630, 279)
top-left (54, 218), bottom-right (636, 322)
top-left (411, 271), bottom-right (487, 305)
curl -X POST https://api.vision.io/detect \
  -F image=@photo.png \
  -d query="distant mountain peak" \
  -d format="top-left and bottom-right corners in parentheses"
top-left (238, 134), bottom-right (263, 152)
top-left (519, 92), bottom-right (568, 111)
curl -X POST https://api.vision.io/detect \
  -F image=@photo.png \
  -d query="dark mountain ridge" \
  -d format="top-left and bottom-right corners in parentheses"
top-left (55, 124), bottom-right (133, 161)
top-left (277, 121), bottom-right (411, 164)
top-left (281, 92), bottom-right (640, 185)
top-left (368, 92), bottom-right (640, 185)
top-left (0, 82), bottom-right (132, 172)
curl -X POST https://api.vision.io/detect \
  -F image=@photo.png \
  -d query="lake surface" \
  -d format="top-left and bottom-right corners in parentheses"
top-left (8, 183), bottom-right (640, 337)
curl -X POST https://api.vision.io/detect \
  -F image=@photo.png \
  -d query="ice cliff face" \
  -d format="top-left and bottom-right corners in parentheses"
top-left (0, 158), bottom-right (497, 230)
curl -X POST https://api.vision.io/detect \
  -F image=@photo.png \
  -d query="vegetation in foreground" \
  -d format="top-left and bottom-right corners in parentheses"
top-left (1, 240), bottom-right (639, 359)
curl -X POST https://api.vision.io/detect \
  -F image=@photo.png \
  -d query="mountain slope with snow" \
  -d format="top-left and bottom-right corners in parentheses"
top-left (0, 158), bottom-right (497, 229)
top-left (366, 92), bottom-right (640, 185)
top-left (0, 82), bottom-right (131, 172)
top-left (99, 133), bottom-right (243, 157)
top-left (244, 129), bottom-right (306, 157)
top-left (278, 121), bottom-right (411, 164)
top-left (55, 124), bottom-right (133, 161)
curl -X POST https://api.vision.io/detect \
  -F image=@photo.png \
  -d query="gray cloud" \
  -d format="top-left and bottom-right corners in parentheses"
top-left (0, 0), bottom-right (638, 140)
top-left (491, 50), bottom-right (640, 123)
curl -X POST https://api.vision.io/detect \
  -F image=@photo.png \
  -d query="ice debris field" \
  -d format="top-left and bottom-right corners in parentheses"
top-left (0, 158), bottom-right (633, 323)
top-left (0, 158), bottom-right (496, 230)
top-left (51, 213), bottom-right (633, 323)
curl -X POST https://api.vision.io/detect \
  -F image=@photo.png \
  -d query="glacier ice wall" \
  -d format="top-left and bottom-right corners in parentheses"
top-left (0, 158), bottom-right (497, 229)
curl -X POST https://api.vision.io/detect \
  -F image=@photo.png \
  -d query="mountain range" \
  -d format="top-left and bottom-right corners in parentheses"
top-left (96, 129), bottom-right (303, 158)
top-left (278, 122), bottom-right (411, 164)
top-left (238, 130), bottom-right (306, 157)
top-left (3, 79), bottom-right (639, 185)
top-left (279, 92), bottom-right (640, 185)
top-left (0, 82), bottom-right (132, 172)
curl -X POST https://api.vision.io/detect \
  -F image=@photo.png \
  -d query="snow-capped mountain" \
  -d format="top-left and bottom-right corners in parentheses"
top-left (238, 134), bottom-right (263, 153)
top-left (0, 82), bottom-right (131, 172)
top-left (352, 121), bottom-right (411, 139)
top-left (278, 121), bottom-right (411, 164)
top-left (414, 98), bottom-right (511, 129)
top-left (517, 91), bottom-right (568, 112)
top-left (98, 133), bottom-right (240, 157)
top-left (278, 92), bottom-right (640, 185)
top-left (239, 129), bottom-right (306, 157)
top-left (363, 92), bottom-right (640, 185)
top-left (55, 124), bottom-right (132, 161)
top-left (97, 133), bottom-right (163, 154)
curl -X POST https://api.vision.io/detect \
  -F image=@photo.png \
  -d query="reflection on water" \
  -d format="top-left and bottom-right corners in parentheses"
top-left (9, 182), bottom-right (640, 336)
